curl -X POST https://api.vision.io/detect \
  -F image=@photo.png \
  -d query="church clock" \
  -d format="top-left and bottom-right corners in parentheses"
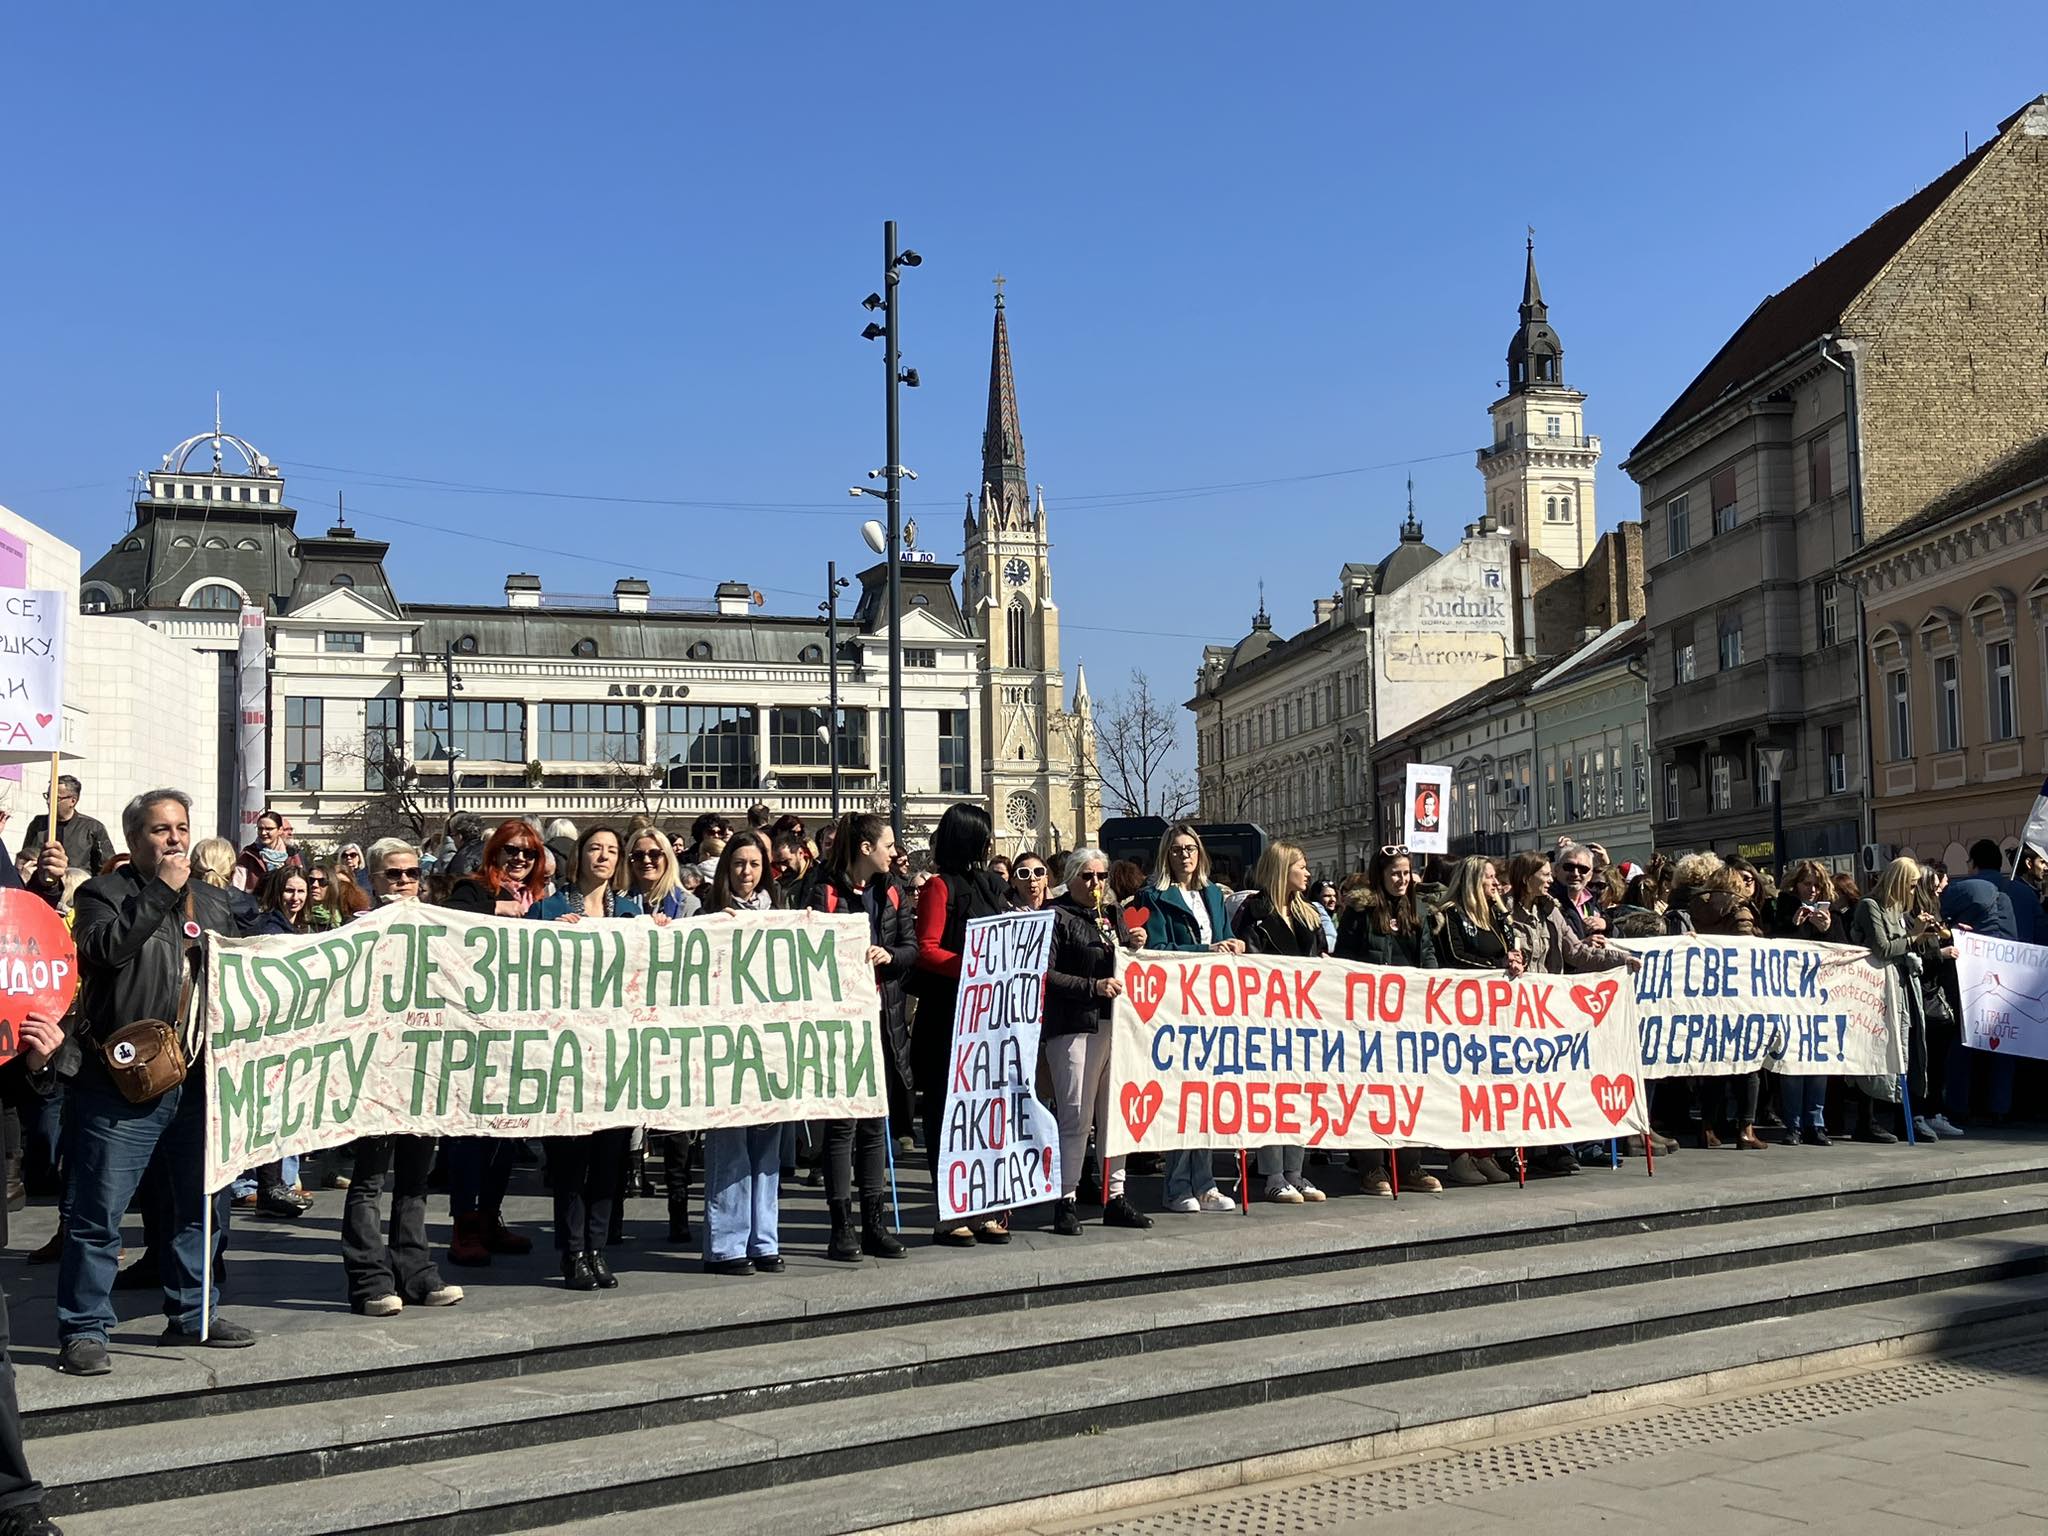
top-left (1003, 557), bottom-right (1031, 588)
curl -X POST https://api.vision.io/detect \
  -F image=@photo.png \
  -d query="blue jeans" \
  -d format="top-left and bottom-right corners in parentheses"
top-left (1780, 1075), bottom-right (1828, 1133)
top-left (703, 1124), bottom-right (780, 1262)
top-left (58, 1069), bottom-right (221, 1342)
top-left (1163, 1149), bottom-right (1219, 1203)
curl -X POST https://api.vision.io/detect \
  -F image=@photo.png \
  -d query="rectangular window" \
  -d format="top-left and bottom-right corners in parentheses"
top-left (1546, 415), bottom-right (1561, 438)
top-left (1562, 756), bottom-right (1578, 822)
top-left (938, 709), bottom-right (971, 794)
top-left (364, 697), bottom-right (401, 791)
top-left (1717, 615), bottom-right (1744, 671)
top-left (1886, 671), bottom-right (1911, 760)
top-left (1633, 743), bottom-right (1648, 811)
top-left (654, 704), bottom-right (757, 789)
top-left (413, 699), bottom-right (526, 764)
top-left (1809, 435), bottom-right (1832, 504)
top-left (1673, 639), bottom-right (1697, 686)
top-left (1544, 756), bottom-right (1559, 825)
top-left (1824, 725), bottom-right (1849, 794)
top-left (904, 648), bottom-right (938, 669)
top-left (1991, 641), bottom-right (2017, 740)
top-left (1661, 762), bottom-right (1679, 822)
top-left (540, 702), bottom-right (642, 764)
top-left (1667, 492), bottom-right (1690, 555)
top-left (764, 705), bottom-right (869, 778)
top-left (1817, 581), bottom-right (1840, 647)
top-left (1711, 469), bottom-right (1738, 535)
top-left (284, 697), bottom-right (323, 791)
top-left (1710, 754), bottom-right (1732, 812)
top-left (323, 631), bottom-right (364, 653)
top-left (1935, 655), bottom-right (1962, 752)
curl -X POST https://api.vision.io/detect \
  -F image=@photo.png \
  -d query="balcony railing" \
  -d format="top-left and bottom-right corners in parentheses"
top-left (1478, 434), bottom-right (1597, 460)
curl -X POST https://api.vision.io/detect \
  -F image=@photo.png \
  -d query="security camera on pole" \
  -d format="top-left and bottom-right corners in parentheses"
top-left (849, 221), bottom-right (921, 842)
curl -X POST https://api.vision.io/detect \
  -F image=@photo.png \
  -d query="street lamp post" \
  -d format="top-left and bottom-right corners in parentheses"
top-left (821, 561), bottom-right (850, 822)
top-left (441, 643), bottom-right (465, 818)
top-left (854, 221), bottom-right (921, 843)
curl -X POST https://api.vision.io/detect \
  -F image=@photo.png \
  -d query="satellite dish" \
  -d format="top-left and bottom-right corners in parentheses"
top-left (861, 520), bottom-right (886, 555)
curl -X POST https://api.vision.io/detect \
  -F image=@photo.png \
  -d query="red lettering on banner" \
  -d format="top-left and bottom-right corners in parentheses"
top-left (1272, 1082), bottom-right (1302, 1138)
top-left (1212, 1081), bottom-right (1243, 1135)
top-left (1426, 977), bottom-right (1454, 1026)
top-left (1292, 970), bottom-right (1322, 1020)
top-left (1455, 980), bottom-right (1485, 1026)
top-left (1328, 1083), bottom-right (1366, 1137)
top-left (1176, 965), bottom-right (1206, 1018)
top-left (1208, 967), bottom-right (1233, 1016)
top-left (1533, 984), bottom-right (1564, 1031)
top-left (1262, 970), bottom-right (1292, 1020)
top-left (1486, 979), bottom-right (1514, 1024)
top-left (951, 1045), bottom-right (974, 1094)
top-left (1459, 1083), bottom-right (1495, 1132)
top-left (1236, 966), bottom-right (1261, 1011)
top-left (985, 1098), bottom-right (1006, 1150)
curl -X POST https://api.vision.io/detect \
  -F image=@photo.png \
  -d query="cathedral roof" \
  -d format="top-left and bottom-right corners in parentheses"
top-left (1373, 511), bottom-right (1439, 595)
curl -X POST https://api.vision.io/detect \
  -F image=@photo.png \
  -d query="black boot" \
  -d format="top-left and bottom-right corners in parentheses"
top-left (1052, 1196), bottom-right (1083, 1236)
top-left (826, 1199), bottom-right (863, 1263)
top-left (663, 1134), bottom-right (696, 1242)
top-left (861, 1196), bottom-right (906, 1259)
top-left (562, 1250), bottom-right (599, 1291)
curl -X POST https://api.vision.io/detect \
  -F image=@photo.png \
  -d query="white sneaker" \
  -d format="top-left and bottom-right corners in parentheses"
top-left (422, 1284), bottom-right (465, 1306)
top-left (1264, 1179), bottom-right (1305, 1204)
top-left (360, 1294), bottom-right (403, 1318)
top-left (1912, 1116), bottom-right (1939, 1141)
top-left (1930, 1115), bottom-right (1965, 1138)
top-left (1167, 1195), bottom-right (1201, 1214)
top-left (1291, 1177), bottom-right (1327, 1203)
top-left (1197, 1189), bottom-right (1236, 1212)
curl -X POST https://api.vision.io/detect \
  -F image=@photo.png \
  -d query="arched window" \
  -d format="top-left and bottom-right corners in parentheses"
top-left (189, 583), bottom-right (241, 610)
top-left (1007, 599), bottom-right (1030, 669)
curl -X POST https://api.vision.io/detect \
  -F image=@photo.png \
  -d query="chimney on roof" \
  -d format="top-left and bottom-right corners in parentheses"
top-left (714, 580), bottom-right (752, 617)
top-left (505, 573), bottom-right (541, 609)
top-left (1312, 597), bottom-right (1338, 624)
top-left (614, 577), bottom-right (651, 614)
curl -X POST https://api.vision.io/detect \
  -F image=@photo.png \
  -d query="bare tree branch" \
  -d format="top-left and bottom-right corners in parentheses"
top-left (1095, 670), bottom-right (1194, 819)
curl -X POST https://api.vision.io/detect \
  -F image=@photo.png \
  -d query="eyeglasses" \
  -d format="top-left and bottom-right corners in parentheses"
top-left (1380, 845), bottom-right (1409, 857)
top-left (1072, 871), bottom-right (1107, 882)
top-left (629, 851), bottom-right (666, 864)
top-left (499, 847), bottom-right (538, 863)
top-left (1013, 868), bottom-right (1048, 880)
top-left (380, 867), bottom-right (421, 883)
top-left (1169, 844), bottom-right (1199, 857)
top-left (1559, 863), bottom-right (1592, 876)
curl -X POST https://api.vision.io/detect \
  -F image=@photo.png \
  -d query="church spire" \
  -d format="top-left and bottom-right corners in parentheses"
top-left (1507, 231), bottom-right (1564, 393)
top-left (981, 278), bottom-right (1029, 519)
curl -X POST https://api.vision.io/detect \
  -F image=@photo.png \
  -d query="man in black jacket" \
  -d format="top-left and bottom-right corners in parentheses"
top-left (22, 776), bottom-right (116, 880)
top-left (56, 788), bottom-right (254, 1377)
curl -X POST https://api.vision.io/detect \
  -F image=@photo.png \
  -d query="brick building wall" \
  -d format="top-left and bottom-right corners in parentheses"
top-left (1528, 522), bottom-right (1645, 658)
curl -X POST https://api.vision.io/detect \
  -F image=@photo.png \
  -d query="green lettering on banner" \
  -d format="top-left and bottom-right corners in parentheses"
top-left (471, 1028), bottom-right (510, 1115)
top-left (789, 1019), bottom-right (821, 1098)
top-left (252, 955), bottom-right (295, 1034)
top-left (461, 926), bottom-right (496, 1013)
top-left (702, 1026), bottom-right (735, 1106)
top-left (795, 928), bottom-right (842, 1004)
top-left (843, 1017), bottom-right (876, 1097)
top-left (590, 930), bottom-right (627, 1009)
top-left (282, 948), bottom-right (328, 1034)
top-left (531, 928), bottom-right (564, 1010)
top-left (730, 928), bottom-right (768, 1006)
top-left (731, 1026), bottom-right (771, 1103)
top-left (402, 1029), bottom-right (436, 1115)
top-left (508, 1030), bottom-right (551, 1113)
top-left (765, 1022), bottom-right (794, 1098)
top-left (438, 1030), bottom-right (477, 1115)
top-left (216, 1058), bottom-right (258, 1166)
top-left (637, 1029), bottom-right (671, 1112)
top-left (605, 1029), bottom-right (636, 1113)
top-left (211, 952), bottom-right (250, 1048)
top-left (278, 1046), bottom-right (311, 1138)
top-left (411, 922), bottom-right (448, 1011)
top-left (549, 1031), bottom-right (583, 1113)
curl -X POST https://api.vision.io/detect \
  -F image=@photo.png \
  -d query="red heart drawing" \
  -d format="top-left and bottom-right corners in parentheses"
top-left (1125, 963), bottom-right (1168, 1024)
top-left (1988, 1035), bottom-right (2002, 1050)
top-left (1571, 979), bottom-right (1619, 1027)
top-left (1119, 1081), bottom-right (1164, 1143)
top-left (1589, 1073), bottom-right (1637, 1126)
top-left (34, 714), bottom-right (53, 730)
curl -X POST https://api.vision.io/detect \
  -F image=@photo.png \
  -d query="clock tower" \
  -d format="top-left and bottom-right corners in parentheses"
top-left (961, 282), bottom-right (1099, 855)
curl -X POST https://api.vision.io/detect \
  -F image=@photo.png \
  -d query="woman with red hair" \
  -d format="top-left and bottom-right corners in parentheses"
top-left (439, 820), bottom-right (547, 1265)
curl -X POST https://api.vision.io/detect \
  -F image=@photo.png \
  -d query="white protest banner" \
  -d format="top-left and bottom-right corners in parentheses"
top-left (1956, 930), bottom-right (2048, 1061)
top-left (938, 909), bottom-right (1061, 1221)
top-left (0, 589), bottom-right (65, 758)
top-left (203, 905), bottom-right (883, 1193)
top-left (1403, 762), bottom-right (1452, 856)
top-left (1104, 951), bottom-right (1645, 1156)
top-left (1622, 936), bottom-right (1903, 1078)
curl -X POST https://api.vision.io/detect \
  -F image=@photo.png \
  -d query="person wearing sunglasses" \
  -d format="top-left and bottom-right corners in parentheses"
top-left (1550, 843), bottom-right (1610, 944)
top-left (1045, 849), bottom-right (1151, 1234)
top-left (1008, 855), bottom-right (1052, 910)
top-left (438, 821), bottom-right (551, 1267)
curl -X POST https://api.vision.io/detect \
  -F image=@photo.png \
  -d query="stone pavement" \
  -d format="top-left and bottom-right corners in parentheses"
top-left (1028, 1336), bottom-right (2048, 1536)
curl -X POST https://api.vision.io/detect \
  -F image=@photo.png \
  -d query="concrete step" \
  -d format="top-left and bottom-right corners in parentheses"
top-left (546, 1276), bottom-right (2048, 1536)
top-left (25, 1142), bottom-right (2048, 1436)
top-left (43, 1218), bottom-right (2048, 1533)
top-left (33, 1184), bottom-right (2048, 1505)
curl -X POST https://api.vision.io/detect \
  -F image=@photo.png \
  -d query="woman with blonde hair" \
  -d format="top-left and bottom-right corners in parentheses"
top-left (1433, 855), bottom-right (1525, 976)
top-left (1131, 822), bottom-right (1243, 1214)
top-left (1233, 840), bottom-right (1329, 1204)
top-left (1848, 856), bottom-right (1935, 1144)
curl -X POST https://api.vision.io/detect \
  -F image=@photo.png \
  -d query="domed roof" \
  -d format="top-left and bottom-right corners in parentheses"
top-left (1375, 511), bottom-right (1439, 595)
top-left (1228, 601), bottom-right (1277, 670)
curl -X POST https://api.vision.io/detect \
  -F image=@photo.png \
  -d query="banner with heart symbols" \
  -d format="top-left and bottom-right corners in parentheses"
top-left (1956, 930), bottom-right (2048, 1062)
top-left (0, 588), bottom-right (65, 761)
top-left (1616, 936), bottom-right (1903, 1078)
top-left (1104, 950), bottom-right (1646, 1156)
top-left (936, 908), bottom-right (1062, 1222)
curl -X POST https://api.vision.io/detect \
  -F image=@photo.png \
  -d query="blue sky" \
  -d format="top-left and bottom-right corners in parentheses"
top-left (3, 5), bottom-right (2042, 757)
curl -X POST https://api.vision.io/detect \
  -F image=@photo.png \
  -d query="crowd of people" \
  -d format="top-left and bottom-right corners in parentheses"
top-left (1, 775), bottom-right (2038, 1402)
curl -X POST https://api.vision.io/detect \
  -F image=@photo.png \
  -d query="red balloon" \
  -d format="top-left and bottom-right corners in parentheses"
top-left (0, 889), bottom-right (79, 1064)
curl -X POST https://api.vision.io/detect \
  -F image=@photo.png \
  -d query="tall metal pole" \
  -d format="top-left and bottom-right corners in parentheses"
top-left (826, 559), bottom-right (842, 823)
top-left (883, 220), bottom-right (906, 843)
top-left (443, 644), bottom-right (460, 818)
